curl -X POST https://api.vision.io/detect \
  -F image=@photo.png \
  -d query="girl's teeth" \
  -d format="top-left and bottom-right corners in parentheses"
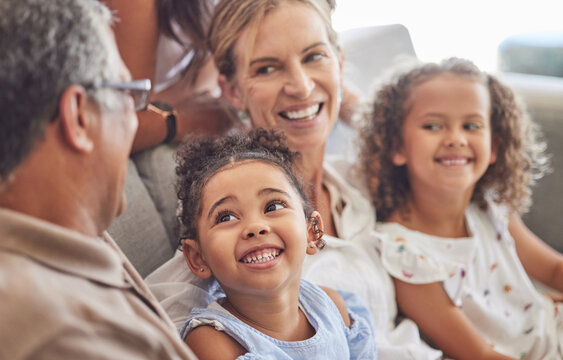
top-left (284, 104), bottom-right (320, 120)
top-left (441, 159), bottom-right (468, 166)
top-left (242, 249), bottom-right (280, 264)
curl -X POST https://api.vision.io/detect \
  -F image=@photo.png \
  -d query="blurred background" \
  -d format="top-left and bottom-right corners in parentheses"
top-left (332, 0), bottom-right (562, 72)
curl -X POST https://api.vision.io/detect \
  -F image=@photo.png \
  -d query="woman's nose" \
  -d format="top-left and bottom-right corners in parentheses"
top-left (243, 222), bottom-right (271, 240)
top-left (283, 64), bottom-right (314, 99)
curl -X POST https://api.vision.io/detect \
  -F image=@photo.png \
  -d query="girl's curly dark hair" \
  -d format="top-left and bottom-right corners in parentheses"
top-left (359, 57), bottom-right (551, 221)
top-left (176, 128), bottom-right (313, 243)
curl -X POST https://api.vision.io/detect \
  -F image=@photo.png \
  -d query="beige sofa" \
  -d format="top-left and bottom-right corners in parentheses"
top-left (108, 24), bottom-right (563, 278)
top-left (500, 72), bottom-right (563, 253)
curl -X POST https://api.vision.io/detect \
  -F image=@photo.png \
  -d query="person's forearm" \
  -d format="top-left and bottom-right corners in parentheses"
top-left (131, 98), bottom-right (240, 154)
top-left (131, 110), bottom-right (168, 153)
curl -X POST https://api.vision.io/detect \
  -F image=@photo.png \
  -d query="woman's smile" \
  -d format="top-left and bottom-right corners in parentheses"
top-left (279, 102), bottom-right (322, 120)
top-left (225, 1), bottom-right (342, 154)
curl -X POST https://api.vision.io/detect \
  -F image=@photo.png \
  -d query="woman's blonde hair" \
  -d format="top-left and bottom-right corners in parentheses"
top-left (207, 0), bottom-right (338, 81)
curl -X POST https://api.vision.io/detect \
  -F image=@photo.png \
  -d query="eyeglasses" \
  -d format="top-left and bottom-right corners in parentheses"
top-left (49, 79), bottom-right (152, 122)
top-left (98, 79), bottom-right (151, 111)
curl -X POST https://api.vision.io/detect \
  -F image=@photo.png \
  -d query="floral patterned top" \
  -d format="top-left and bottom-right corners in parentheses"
top-left (376, 201), bottom-right (563, 359)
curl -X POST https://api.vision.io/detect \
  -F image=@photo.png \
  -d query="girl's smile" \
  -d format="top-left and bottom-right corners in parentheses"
top-left (240, 247), bottom-right (282, 269)
top-left (188, 160), bottom-right (315, 296)
top-left (434, 156), bottom-right (473, 167)
top-left (394, 73), bottom-right (496, 196)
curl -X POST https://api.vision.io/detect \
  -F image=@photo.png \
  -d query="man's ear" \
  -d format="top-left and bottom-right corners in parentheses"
top-left (58, 85), bottom-right (94, 153)
top-left (182, 239), bottom-right (212, 279)
top-left (306, 211), bottom-right (324, 255)
top-left (218, 74), bottom-right (244, 111)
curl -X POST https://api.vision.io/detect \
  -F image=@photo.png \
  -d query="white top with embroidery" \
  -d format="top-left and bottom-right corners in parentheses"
top-left (376, 201), bottom-right (563, 359)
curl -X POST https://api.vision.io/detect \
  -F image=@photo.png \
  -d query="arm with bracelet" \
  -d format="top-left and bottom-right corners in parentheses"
top-left (146, 101), bottom-right (177, 144)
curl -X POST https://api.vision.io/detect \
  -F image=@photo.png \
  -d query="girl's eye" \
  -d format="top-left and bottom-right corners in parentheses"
top-left (464, 122), bottom-right (483, 130)
top-left (265, 200), bottom-right (286, 213)
top-left (215, 211), bottom-right (237, 224)
top-left (304, 52), bottom-right (324, 62)
top-left (422, 123), bottom-right (441, 131)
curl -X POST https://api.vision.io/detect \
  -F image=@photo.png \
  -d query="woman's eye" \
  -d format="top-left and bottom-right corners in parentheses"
top-left (265, 201), bottom-right (286, 213)
top-left (304, 52), bottom-right (324, 62)
top-left (256, 65), bottom-right (276, 75)
top-left (216, 212), bottom-right (236, 224)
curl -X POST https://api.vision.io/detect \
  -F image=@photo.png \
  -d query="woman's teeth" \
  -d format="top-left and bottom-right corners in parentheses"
top-left (281, 104), bottom-right (320, 120)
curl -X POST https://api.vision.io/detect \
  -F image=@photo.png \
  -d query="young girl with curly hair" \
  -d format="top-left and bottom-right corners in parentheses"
top-left (176, 129), bottom-right (377, 359)
top-left (360, 57), bottom-right (562, 359)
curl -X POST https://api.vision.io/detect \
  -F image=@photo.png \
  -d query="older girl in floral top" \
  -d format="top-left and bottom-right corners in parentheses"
top-left (360, 57), bottom-right (563, 360)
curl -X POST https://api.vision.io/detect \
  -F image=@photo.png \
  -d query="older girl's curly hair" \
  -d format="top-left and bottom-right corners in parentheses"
top-left (176, 128), bottom-right (312, 243)
top-left (359, 57), bottom-right (550, 221)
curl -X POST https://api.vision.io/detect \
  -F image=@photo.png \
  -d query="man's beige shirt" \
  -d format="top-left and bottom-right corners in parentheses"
top-left (0, 208), bottom-right (197, 359)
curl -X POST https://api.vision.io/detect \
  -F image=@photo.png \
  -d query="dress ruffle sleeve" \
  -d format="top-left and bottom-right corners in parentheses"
top-left (375, 224), bottom-right (475, 285)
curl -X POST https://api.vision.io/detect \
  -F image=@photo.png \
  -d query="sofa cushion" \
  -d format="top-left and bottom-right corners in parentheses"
top-left (131, 144), bottom-right (179, 249)
top-left (108, 159), bottom-right (175, 277)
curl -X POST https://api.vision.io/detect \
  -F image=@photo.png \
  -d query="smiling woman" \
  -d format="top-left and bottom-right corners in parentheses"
top-left (214, 0), bottom-right (342, 166)
top-left (145, 1), bottom-right (444, 358)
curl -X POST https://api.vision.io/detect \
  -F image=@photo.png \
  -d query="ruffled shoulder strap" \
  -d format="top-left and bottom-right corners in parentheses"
top-left (376, 223), bottom-right (474, 284)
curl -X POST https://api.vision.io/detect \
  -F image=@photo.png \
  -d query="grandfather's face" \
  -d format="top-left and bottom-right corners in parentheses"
top-left (92, 28), bottom-right (139, 233)
top-left (225, 2), bottom-right (342, 155)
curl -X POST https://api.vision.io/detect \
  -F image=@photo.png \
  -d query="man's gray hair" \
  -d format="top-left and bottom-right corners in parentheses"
top-left (0, 0), bottom-right (118, 180)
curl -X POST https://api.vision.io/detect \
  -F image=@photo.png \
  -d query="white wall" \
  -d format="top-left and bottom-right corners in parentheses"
top-left (332, 0), bottom-right (562, 72)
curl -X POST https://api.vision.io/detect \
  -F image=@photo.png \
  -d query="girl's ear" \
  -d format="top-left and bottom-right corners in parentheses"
top-left (218, 74), bottom-right (244, 111)
top-left (306, 211), bottom-right (324, 255)
top-left (392, 149), bottom-right (407, 166)
top-left (182, 239), bottom-right (212, 279)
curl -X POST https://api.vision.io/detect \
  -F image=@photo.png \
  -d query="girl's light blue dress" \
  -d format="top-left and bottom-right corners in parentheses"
top-left (180, 279), bottom-right (377, 359)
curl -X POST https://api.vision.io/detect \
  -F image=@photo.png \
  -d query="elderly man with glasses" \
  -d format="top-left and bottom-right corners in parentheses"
top-left (0, 0), bottom-right (196, 358)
